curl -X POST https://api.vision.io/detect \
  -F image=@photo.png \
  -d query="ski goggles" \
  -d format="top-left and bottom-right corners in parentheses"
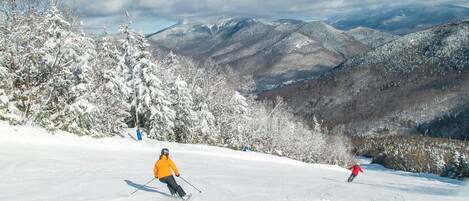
top-left (163, 150), bottom-right (169, 155)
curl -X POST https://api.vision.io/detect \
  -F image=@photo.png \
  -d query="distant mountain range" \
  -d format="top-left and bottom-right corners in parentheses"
top-left (328, 4), bottom-right (469, 35)
top-left (260, 19), bottom-right (469, 139)
top-left (148, 18), bottom-right (398, 91)
top-left (147, 4), bottom-right (469, 91)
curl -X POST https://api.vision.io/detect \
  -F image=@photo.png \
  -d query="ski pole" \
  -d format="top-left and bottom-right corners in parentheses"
top-left (130, 178), bottom-right (156, 196)
top-left (179, 176), bottom-right (202, 193)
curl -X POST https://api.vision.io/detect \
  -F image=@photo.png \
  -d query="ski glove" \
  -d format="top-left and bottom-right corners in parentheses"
top-left (176, 173), bottom-right (180, 177)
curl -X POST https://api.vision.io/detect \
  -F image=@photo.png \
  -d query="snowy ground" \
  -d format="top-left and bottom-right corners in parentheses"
top-left (0, 122), bottom-right (468, 201)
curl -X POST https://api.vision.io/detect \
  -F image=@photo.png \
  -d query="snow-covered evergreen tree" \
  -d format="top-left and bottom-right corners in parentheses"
top-left (218, 91), bottom-right (250, 148)
top-left (119, 22), bottom-right (175, 139)
top-left (35, 5), bottom-right (97, 135)
top-left (87, 33), bottom-right (131, 136)
top-left (61, 26), bottom-right (100, 135)
top-left (160, 53), bottom-right (220, 144)
top-left (194, 102), bottom-right (217, 143)
top-left (170, 76), bottom-right (197, 143)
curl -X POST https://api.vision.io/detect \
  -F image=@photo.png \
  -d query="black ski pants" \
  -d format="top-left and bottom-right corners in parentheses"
top-left (159, 175), bottom-right (186, 197)
top-left (347, 173), bottom-right (357, 182)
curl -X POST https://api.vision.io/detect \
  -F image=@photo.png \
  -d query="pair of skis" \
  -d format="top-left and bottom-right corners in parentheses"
top-left (166, 193), bottom-right (192, 201)
top-left (178, 193), bottom-right (192, 201)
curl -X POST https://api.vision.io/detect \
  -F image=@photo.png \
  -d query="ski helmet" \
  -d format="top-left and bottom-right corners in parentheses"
top-left (161, 148), bottom-right (169, 155)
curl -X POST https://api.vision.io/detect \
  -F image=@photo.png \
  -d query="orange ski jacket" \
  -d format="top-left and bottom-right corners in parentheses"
top-left (154, 155), bottom-right (180, 179)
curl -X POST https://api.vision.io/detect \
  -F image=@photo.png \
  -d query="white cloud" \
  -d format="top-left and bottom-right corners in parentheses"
top-left (66, 0), bottom-right (464, 20)
top-left (382, 15), bottom-right (407, 25)
top-left (65, 0), bottom-right (131, 16)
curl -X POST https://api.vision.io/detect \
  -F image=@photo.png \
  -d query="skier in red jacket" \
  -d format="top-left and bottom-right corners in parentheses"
top-left (347, 162), bottom-right (364, 182)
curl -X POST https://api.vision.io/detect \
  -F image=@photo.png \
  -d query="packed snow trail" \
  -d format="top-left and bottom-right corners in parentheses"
top-left (0, 122), bottom-right (467, 201)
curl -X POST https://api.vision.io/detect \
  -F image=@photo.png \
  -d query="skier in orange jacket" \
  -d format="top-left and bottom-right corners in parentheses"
top-left (154, 148), bottom-right (189, 199)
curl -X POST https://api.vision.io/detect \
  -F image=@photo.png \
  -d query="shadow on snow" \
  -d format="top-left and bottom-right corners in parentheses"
top-left (124, 179), bottom-right (173, 197)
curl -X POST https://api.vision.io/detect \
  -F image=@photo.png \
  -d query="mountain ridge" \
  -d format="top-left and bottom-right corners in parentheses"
top-left (148, 18), bottom-right (398, 90)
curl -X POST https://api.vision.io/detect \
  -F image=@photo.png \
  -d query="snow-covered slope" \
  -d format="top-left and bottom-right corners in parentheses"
top-left (0, 122), bottom-right (467, 201)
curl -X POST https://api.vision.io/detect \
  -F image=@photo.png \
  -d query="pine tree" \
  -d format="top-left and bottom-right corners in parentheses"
top-left (86, 34), bottom-right (131, 136)
top-left (35, 5), bottom-right (74, 128)
top-left (194, 102), bottom-right (217, 144)
top-left (119, 22), bottom-right (175, 139)
top-left (170, 76), bottom-right (197, 143)
top-left (218, 91), bottom-right (250, 148)
top-left (161, 52), bottom-right (218, 143)
top-left (62, 24), bottom-right (99, 136)
top-left (35, 5), bottom-right (97, 135)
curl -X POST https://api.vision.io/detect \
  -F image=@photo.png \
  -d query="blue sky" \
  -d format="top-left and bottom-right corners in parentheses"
top-left (63, 0), bottom-right (469, 34)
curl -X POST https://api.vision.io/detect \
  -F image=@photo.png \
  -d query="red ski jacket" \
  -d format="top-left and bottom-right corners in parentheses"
top-left (349, 165), bottom-right (364, 176)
